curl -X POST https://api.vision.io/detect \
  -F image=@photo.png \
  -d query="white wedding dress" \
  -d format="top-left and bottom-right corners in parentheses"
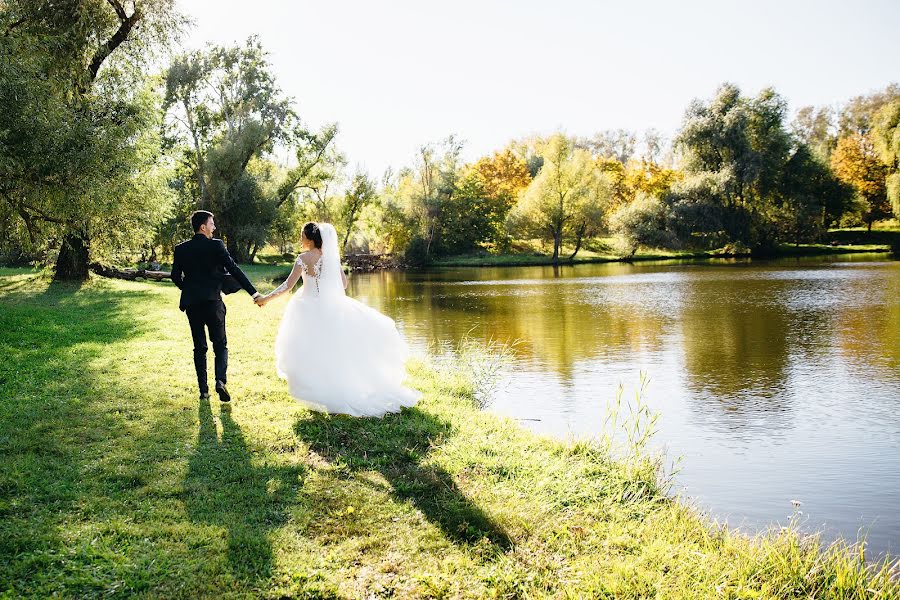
top-left (273, 224), bottom-right (420, 417)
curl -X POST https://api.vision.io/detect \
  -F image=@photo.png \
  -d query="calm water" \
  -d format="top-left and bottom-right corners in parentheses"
top-left (348, 254), bottom-right (900, 558)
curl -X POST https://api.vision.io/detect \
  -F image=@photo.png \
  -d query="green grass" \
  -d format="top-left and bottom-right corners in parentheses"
top-left (1, 268), bottom-right (897, 598)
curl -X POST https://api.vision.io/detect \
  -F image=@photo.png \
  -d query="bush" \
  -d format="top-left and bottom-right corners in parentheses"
top-left (404, 236), bottom-right (430, 267)
top-left (609, 193), bottom-right (676, 255)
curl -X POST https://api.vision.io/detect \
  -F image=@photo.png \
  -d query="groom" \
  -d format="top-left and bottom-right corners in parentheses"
top-left (171, 210), bottom-right (262, 402)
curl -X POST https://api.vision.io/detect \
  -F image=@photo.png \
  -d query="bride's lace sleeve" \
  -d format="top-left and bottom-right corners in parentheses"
top-left (267, 255), bottom-right (304, 298)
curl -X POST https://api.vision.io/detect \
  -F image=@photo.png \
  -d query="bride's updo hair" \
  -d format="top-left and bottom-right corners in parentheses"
top-left (302, 222), bottom-right (323, 249)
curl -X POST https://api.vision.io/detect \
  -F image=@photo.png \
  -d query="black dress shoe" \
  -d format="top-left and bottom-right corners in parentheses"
top-left (199, 392), bottom-right (210, 400)
top-left (215, 380), bottom-right (231, 403)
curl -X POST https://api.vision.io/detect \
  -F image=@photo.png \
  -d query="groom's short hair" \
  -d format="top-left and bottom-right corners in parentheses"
top-left (191, 210), bottom-right (214, 232)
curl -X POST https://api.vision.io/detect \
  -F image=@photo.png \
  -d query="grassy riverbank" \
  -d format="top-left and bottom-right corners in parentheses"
top-left (430, 232), bottom-right (896, 268)
top-left (1, 269), bottom-right (897, 598)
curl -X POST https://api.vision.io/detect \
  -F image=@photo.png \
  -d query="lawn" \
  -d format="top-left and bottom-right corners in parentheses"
top-left (0, 268), bottom-right (897, 598)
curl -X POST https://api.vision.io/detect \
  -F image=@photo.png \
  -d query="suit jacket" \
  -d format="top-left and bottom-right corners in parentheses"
top-left (171, 234), bottom-right (257, 311)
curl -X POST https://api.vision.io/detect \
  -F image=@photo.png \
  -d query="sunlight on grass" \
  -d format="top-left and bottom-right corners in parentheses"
top-left (0, 269), bottom-right (897, 598)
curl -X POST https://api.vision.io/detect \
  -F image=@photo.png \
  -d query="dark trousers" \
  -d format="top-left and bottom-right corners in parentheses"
top-left (185, 299), bottom-right (227, 394)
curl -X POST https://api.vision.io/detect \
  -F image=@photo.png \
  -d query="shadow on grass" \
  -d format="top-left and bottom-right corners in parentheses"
top-left (294, 407), bottom-right (511, 550)
top-left (184, 400), bottom-right (306, 582)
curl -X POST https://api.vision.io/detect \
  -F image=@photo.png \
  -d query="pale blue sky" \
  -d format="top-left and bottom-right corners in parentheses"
top-left (176, 0), bottom-right (899, 177)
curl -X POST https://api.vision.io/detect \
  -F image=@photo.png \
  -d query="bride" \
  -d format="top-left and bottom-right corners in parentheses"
top-left (256, 222), bottom-right (420, 417)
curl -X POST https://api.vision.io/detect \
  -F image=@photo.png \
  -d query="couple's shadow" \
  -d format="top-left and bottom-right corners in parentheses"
top-left (294, 406), bottom-right (512, 551)
top-left (185, 398), bottom-right (304, 581)
top-left (185, 399), bottom-right (510, 584)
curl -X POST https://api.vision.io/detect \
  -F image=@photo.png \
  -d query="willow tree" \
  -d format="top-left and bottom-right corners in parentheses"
top-left (0, 0), bottom-right (184, 279)
top-left (163, 38), bottom-right (341, 262)
top-left (873, 101), bottom-right (900, 219)
top-left (507, 134), bottom-right (612, 262)
top-left (673, 84), bottom-right (795, 248)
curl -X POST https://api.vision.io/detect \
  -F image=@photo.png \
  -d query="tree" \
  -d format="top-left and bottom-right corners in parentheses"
top-left (0, 0), bottom-right (185, 279)
top-left (340, 172), bottom-right (377, 250)
top-left (370, 170), bottom-right (420, 254)
top-left (429, 170), bottom-right (495, 255)
top-left (468, 149), bottom-right (531, 248)
top-left (623, 160), bottom-right (681, 202)
top-left (508, 134), bottom-right (612, 262)
top-left (582, 129), bottom-right (637, 163)
top-left (609, 193), bottom-right (676, 255)
top-left (775, 145), bottom-right (852, 244)
top-left (409, 136), bottom-right (464, 257)
top-left (792, 105), bottom-right (836, 163)
top-left (838, 84), bottom-right (900, 137)
top-left (830, 133), bottom-right (890, 231)
top-left (665, 171), bottom-right (738, 249)
top-left (872, 100), bottom-right (900, 218)
top-left (163, 38), bottom-right (341, 262)
top-left (674, 84), bottom-right (793, 248)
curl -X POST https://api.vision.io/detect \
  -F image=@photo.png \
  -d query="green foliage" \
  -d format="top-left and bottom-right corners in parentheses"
top-left (508, 134), bottom-right (613, 261)
top-left (609, 192), bottom-right (676, 254)
top-left (404, 236), bottom-right (431, 267)
top-left (838, 83), bottom-right (900, 137)
top-left (672, 84), bottom-right (850, 251)
top-left (430, 170), bottom-right (499, 255)
top-left (792, 105), bottom-right (837, 163)
top-left (0, 0), bottom-right (184, 278)
top-left (163, 38), bottom-right (341, 262)
top-left (665, 171), bottom-right (740, 248)
top-left (873, 100), bottom-right (900, 217)
top-left (774, 145), bottom-right (853, 244)
top-left (339, 172), bottom-right (378, 250)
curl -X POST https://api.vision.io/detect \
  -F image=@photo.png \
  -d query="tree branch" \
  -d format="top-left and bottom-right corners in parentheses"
top-left (88, 3), bottom-right (142, 82)
top-left (106, 0), bottom-right (128, 21)
top-left (13, 198), bottom-right (67, 225)
top-left (275, 139), bottom-right (334, 207)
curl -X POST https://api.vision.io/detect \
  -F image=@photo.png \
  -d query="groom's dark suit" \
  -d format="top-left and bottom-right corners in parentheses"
top-left (171, 234), bottom-right (257, 395)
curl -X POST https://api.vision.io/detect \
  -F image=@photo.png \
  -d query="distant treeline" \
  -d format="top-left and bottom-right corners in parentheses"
top-left (1, 2), bottom-right (898, 278)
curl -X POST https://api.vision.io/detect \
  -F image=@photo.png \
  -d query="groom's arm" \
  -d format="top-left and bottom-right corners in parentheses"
top-left (215, 240), bottom-right (258, 297)
top-left (171, 249), bottom-right (183, 289)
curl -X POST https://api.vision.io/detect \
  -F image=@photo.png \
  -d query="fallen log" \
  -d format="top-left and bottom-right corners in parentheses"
top-left (90, 263), bottom-right (171, 281)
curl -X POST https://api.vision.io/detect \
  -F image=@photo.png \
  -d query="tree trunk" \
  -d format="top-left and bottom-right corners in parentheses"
top-left (426, 217), bottom-right (436, 257)
top-left (54, 231), bottom-right (90, 281)
top-left (569, 222), bottom-right (587, 260)
top-left (183, 99), bottom-right (209, 205)
top-left (91, 263), bottom-right (170, 281)
top-left (226, 237), bottom-right (250, 264)
top-left (552, 229), bottom-right (561, 263)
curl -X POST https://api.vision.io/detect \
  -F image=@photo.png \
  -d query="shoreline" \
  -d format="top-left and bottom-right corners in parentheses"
top-left (427, 244), bottom-right (893, 269)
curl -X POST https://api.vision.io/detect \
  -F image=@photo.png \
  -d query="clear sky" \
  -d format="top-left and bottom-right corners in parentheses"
top-left (175, 0), bottom-right (900, 177)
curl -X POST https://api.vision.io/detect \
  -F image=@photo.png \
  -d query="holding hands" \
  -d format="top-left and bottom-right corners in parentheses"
top-left (253, 292), bottom-right (270, 308)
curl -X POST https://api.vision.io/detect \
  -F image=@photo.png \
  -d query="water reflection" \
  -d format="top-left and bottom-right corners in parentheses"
top-left (679, 272), bottom-right (794, 435)
top-left (347, 256), bottom-right (900, 557)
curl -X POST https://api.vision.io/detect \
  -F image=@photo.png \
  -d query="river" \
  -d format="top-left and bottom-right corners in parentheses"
top-left (348, 254), bottom-right (900, 558)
